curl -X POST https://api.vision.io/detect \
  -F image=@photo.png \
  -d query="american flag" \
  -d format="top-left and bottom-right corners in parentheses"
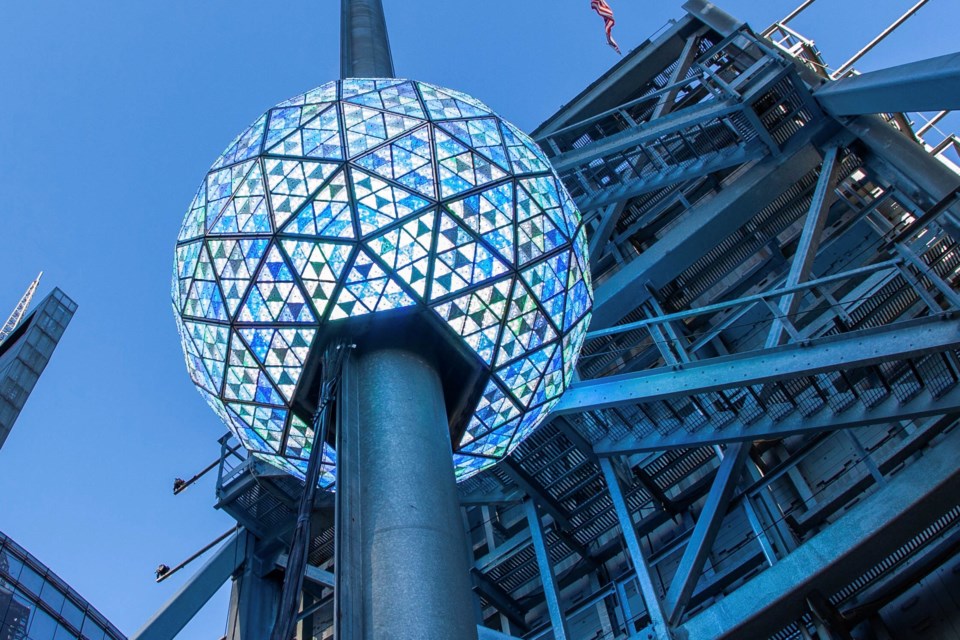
top-left (591, 0), bottom-right (621, 54)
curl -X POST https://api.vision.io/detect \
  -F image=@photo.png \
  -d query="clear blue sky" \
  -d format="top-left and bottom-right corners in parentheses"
top-left (1, 0), bottom-right (958, 636)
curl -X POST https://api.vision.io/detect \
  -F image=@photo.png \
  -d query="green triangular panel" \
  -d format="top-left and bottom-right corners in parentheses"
top-left (521, 251), bottom-right (571, 323)
top-left (350, 168), bottom-right (431, 236)
top-left (431, 212), bottom-right (509, 299)
top-left (265, 159), bottom-right (339, 229)
top-left (445, 183), bottom-right (516, 266)
top-left (208, 238), bottom-right (270, 316)
top-left (342, 103), bottom-right (423, 158)
top-left (432, 277), bottom-right (512, 364)
top-left (281, 170), bottom-right (354, 239)
top-left (205, 159), bottom-right (259, 232)
top-left (238, 245), bottom-right (316, 324)
top-left (224, 334), bottom-right (285, 407)
top-left (496, 281), bottom-right (557, 367)
top-left (183, 245), bottom-right (228, 321)
top-left (434, 128), bottom-right (508, 199)
top-left (178, 187), bottom-right (206, 242)
top-left (343, 81), bottom-right (426, 119)
top-left (515, 186), bottom-right (566, 266)
top-left (208, 161), bottom-right (271, 234)
top-left (366, 209), bottom-right (436, 299)
top-left (501, 121), bottom-right (550, 174)
top-left (212, 115), bottom-right (266, 169)
top-left (418, 83), bottom-right (492, 120)
top-left (330, 250), bottom-right (417, 320)
top-left (496, 342), bottom-right (556, 409)
top-left (459, 418), bottom-right (520, 458)
top-left (267, 106), bottom-right (343, 160)
top-left (238, 326), bottom-right (316, 402)
top-left (519, 177), bottom-right (571, 239)
top-left (280, 239), bottom-right (353, 318)
top-left (437, 118), bottom-right (510, 172)
top-left (184, 320), bottom-right (230, 395)
top-left (227, 403), bottom-right (285, 454)
top-left (354, 126), bottom-right (436, 198)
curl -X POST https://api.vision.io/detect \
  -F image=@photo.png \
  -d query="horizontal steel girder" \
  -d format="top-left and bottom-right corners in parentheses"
top-left (549, 101), bottom-right (742, 174)
top-left (680, 425), bottom-right (960, 639)
top-left (573, 142), bottom-right (766, 214)
top-left (592, 375), bottom-right (960, 455)
top-left (816, 53), bottom-right (960, 116)
top-left (590, 143), bottom-right (822, 329)
top-left (555, 315), bottom-right (960, 415)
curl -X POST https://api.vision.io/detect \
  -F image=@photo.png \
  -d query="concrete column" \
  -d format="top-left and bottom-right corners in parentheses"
top-left (355, 348), bottom-right (478, 640)
top-left (341, 0), bottom-right (395, 78)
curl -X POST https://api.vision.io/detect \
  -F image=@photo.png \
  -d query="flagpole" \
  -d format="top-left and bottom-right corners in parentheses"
top-left (341, 0), bottom-right (396, 78)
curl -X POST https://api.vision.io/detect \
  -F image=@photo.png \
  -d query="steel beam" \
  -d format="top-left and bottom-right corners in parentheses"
top-left (680, 424), bottom-right (960, 639)
top-left (555, 316), bottom-right (960, 414)
top-left (817, 52), bottom-right (960, 115)
top-left (275, 553), bottom-right (335, 588)
top-left (471, 569), bottom-right (529, 632)
top-left (662, 444), bottom-right (750, 623)
top-left (597, 373), bottom-right (960, 455)
top-left (590, 144), bottom-right (822, 328)
top-left (131, 532), bottom-right (246, 640)
top-left (599, 458), bottom-right (672, 639)
top-left (524, 500), bottom-right (571, 640)
top-left (766, 146), bottom-right (843, 347)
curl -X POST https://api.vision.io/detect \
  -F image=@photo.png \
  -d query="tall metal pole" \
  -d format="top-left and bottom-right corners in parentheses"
top-left (341, 0), bottom-right (395, 78)
top-left (337, 347), bottom-right (478, 640)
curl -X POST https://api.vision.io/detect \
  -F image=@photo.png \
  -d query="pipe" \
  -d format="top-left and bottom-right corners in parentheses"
top-left (340, 0), bottom-right (395, 78)
top-left (832, 0), bottom-right (931, 78)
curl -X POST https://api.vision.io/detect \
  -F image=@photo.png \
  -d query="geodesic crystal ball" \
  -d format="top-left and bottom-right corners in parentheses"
top-left (172, 79), bottom-right (592, 484)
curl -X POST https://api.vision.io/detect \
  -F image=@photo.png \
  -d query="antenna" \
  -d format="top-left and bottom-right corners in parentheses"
top-left (340, 0), bottom-right (395, 78)
top-left (0, 272), bottom-right (42, 345)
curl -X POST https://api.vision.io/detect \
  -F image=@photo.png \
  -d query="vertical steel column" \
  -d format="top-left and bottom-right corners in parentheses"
top-left (226, 532), bottom-right (281, 640)
top-left (599, 458), bottom-right (672, 639)
top-left (341, 0), bottom-right (395, 78)
top-left (350, 347), bottom-right (478, 640)
top-left (524, 500), bottom-right (570, 640)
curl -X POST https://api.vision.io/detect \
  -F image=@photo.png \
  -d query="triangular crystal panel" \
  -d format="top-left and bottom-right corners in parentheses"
top-left (434, 128), bottom-right (508, 199)
top-left (281, 170), bottom-right (354, 239)
top-left (268, 106), bottom-right (343, 160)
top-left (354, 126), bottom-right (436, 198)
top-left (350, 168), bottom-right (430, 236)
top-left (265, 159), bottom-right (339, 229)
top-left (238, 326), bottom-right (316, 402)
top-left (342, 103), bottom-right (423, 158)
top-left (496, 281), bottom-right (557, 367)
top-left (238, 245), bottom-right (315, 324)
top-left (280, 239), bottom-right (353, 318)
top-left (437, 118), bottom-right (510, 171)
top-left (432, 277), bottom-right (512, 364)
top-left (445, 183), bottom-right (516, 266)
top-left (366, 209), bottom-right (436, 299)
top-left (431, 212), bottom-right (509, 299)
top-left (208, 238), bottom-right (270, 317)
top-left (330, 250), bottom-right (416, 320)
top-left (224, 334), bottom-right (285, 406)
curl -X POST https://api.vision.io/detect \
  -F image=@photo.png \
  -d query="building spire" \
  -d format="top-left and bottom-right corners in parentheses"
top-left (340, 0), bottom-right (395, 78)
top-left (0, 272), bottom-right (42, 345)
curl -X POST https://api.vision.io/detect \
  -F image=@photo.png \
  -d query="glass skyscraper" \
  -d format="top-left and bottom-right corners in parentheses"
top-left (0, 531), bottom-right (124, 640)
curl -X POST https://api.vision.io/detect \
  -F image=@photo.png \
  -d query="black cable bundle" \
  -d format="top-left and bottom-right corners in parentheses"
top-left (271, 341), bottom-right (351, 640)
